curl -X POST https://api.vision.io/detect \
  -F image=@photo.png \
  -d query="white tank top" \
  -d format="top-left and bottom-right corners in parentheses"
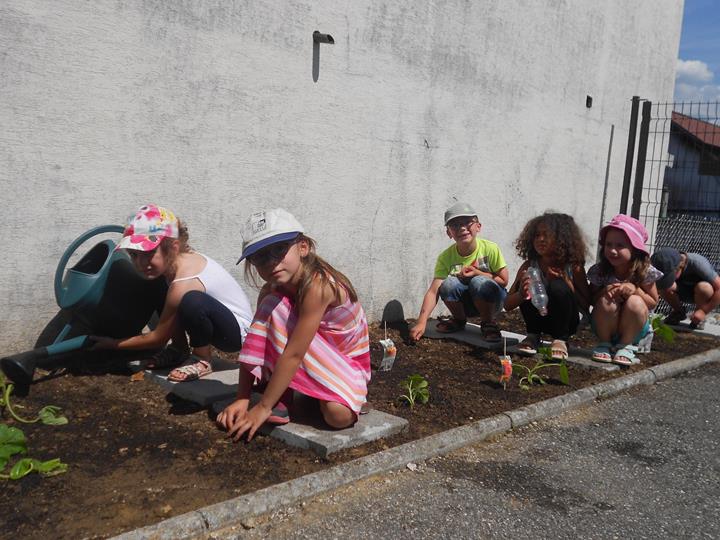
top-left (172, 254), bottom-right (253, 338)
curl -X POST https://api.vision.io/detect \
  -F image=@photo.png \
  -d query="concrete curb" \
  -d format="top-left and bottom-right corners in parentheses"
top-left (113, 348), bottom-right (720, 540)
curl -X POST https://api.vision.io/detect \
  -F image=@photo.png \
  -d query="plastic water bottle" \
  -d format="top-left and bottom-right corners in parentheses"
top-left (526, 266), bottom-right (549, 316)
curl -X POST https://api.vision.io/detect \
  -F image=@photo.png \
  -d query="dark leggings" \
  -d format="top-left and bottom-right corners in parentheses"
top-left (519, 279), bottom-right (579, 341)
top-left (176, 290), bottom-right (243, 352)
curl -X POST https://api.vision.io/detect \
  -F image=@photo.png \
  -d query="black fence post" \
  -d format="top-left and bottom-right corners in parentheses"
top-left (620, 96), bottom-right (640, 214)
top-left (631, 100), bottom-right (652, 219)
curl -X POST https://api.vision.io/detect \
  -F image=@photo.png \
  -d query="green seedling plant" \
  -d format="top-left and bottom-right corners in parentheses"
top-left (0, 372), bottom-right (67, 425)
top-left (0, 424), bottom-right (67, 480)
top-left (0, 373), bottom-right (68, 480)
top-left (512, 346), bottom-right (569, 391)
top-left (650, 314), bottom-right (676, 343)
top-left (399, 374), bottom-right (430, 408)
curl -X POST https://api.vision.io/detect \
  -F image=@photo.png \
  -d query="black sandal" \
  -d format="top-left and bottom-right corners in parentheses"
top-left (663, 310), bottom-right (686, 326)
top-left (516, 334), bottom-right (539, 356)
top-left (480, 321), bottom-right (502, 343)
top-left (436, 318), bottom-right (467, 333)
top-left (146, 347), bottom-right (189, 369)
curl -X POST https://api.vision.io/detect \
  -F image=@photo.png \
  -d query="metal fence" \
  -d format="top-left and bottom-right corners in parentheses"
top-left (621, 99), bottom-right (720, 314)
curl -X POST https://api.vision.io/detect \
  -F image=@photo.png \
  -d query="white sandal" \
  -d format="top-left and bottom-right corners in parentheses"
top-left (168, 359), bottom-right (212, 382)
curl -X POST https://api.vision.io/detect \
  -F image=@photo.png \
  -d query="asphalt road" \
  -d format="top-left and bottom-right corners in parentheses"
top-left (223, 362), bottom-right (720, 540)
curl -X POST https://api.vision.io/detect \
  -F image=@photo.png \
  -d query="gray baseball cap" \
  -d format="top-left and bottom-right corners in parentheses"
top-left (650, 247), bottom-right (682, 290)
top-left (444, 202), bottom-right (478, 225)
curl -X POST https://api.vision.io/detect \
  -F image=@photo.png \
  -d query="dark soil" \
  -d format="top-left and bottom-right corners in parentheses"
top-left (2, 312), bottom-right (717, 539)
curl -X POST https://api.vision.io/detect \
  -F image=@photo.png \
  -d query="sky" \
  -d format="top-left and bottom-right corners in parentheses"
top-left (674, 0), bottom-right (720, 101)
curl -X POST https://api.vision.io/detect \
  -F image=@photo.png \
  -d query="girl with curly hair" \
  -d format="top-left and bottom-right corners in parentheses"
top-left (505, 212), bottom-right (590, 360)
top-left (587, 214), bottom-right (661, 365)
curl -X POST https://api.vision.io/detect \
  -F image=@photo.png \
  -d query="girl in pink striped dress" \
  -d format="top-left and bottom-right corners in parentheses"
top-left (217, 209), bottom-right (371, 441)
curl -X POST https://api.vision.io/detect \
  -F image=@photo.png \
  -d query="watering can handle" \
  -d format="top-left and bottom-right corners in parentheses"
top-left (54, 225), bottom-right (126, 306)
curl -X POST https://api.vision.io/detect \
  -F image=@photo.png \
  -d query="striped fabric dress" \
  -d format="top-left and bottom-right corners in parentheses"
top-left (238, 291), bottom-right (371, 414)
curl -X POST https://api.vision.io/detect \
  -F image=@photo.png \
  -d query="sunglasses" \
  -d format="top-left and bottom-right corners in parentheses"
top-left (247, 241), bottom-right (295, 266)
top-left (447, 218), bottom-right (478, 230)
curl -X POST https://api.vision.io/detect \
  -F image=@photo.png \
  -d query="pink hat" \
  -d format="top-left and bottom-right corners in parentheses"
top-left (116, 204), bottom-right (179, 252)
top-left (600, 214), bottom-right (649, 254)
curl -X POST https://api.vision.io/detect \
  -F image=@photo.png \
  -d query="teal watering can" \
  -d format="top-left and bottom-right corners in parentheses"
top-left (1, 225), bottom-right (167, 385)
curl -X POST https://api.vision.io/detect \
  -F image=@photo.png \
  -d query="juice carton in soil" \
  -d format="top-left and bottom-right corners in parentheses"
top-left (499, 355), bottom-right (512, 389)
top-left (379, 338), bottom-right (397, 371)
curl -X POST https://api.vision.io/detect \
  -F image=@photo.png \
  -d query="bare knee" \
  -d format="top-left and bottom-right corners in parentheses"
top-left (319, 401), bottom-right (356, 429)
top-left (623, 294), bottom-right (649, 318)
top-left (594, 296), bottom-right (619, 315)
top-left (695, 281), bottom-right (714, 303)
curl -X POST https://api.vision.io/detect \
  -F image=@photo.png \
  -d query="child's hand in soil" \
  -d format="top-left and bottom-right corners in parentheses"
top-left (409, 321), bottom-right (426, 341)
top-left (216, 398), bottom-right (249, 433)
top-left (226, 403), bottom-right (271, 442)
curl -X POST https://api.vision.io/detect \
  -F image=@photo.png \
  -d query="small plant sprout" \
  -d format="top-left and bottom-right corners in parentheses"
top-left (0, 372), bottom-right (67, 425)
top-left (399, 374), bottom-right (429, 408)
top-left (512, 346), bottom-right (569, 391)
top-left (0, 373), bottom-right (68, 481)
top-left (650, 314), bottom-right (676, 343)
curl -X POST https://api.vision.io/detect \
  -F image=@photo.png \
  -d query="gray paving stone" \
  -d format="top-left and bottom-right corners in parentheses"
top-left (424, 319), bottom-right (620, 371)
top-left (264, 408), bottom-right (408, 458)
top-left (564, 354), bottom-right (619, 371)
top-left (142, 358), bottom-right (240, 407)
top-left (423, 320), bottom-right (522, 350)
top-left (139, 360), bottom-right (408, 456)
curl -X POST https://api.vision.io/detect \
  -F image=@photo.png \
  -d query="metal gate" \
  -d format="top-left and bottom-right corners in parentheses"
top-left (620, 98), bottom-right (720, 314)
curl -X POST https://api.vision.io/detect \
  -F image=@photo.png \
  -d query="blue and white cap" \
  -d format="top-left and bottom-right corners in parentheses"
top-left (237, 208), bottom-right (304, 263)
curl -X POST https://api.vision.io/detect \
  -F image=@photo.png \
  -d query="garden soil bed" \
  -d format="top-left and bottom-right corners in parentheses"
top-left (2, 312), bottom-right (718, 539)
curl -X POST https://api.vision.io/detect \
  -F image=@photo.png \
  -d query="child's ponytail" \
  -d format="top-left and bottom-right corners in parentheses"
top-left (160, 218), bottom-right (192, 277)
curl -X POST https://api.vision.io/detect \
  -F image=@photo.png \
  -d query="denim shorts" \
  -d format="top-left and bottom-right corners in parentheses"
top-left (438, 275), bottom-right (507, 315)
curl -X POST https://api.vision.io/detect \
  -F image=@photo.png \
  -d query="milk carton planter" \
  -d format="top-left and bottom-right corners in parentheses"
top-left (636, 329), bottom-right (654, 354)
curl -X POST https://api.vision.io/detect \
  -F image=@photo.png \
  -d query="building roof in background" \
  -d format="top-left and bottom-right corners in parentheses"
top-left (672, 112), bottom-right (720, 148)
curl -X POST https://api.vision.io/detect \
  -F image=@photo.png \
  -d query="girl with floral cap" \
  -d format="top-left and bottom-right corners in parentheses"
top-left (91, 204), bottom-right (253, 381)
top-left (588, 214), bottom-right (662, 366)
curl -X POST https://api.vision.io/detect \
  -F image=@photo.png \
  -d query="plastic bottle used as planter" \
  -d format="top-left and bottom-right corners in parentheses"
top-left (526, 266), bottom-right (549, 316)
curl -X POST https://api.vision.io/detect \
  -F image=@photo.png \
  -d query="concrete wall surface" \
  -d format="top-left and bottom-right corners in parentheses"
top-left (0, 1), bottom-right (683, 351)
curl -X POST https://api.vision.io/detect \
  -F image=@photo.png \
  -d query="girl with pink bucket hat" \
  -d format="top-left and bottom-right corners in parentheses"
top-left (91, 204), bottom-right (253, 382)
top-left (586, 214), bottom-right (663, 365)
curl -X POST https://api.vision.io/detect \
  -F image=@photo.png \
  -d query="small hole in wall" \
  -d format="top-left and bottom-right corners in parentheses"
top-left (586, 95), bottom-right (593, 108)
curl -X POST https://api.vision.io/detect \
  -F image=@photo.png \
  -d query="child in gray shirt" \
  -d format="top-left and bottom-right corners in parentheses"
top-left (651, 248), bottom-right (720, 328)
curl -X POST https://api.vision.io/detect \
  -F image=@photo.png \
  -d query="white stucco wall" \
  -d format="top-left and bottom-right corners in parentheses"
top-left (0, 1), bottom-right (682, 351)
